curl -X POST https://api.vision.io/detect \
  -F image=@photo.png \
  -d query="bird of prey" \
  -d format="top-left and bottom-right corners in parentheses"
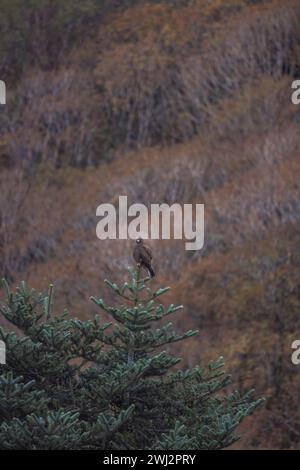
top-left (133, 238), bottom-right (155, 278)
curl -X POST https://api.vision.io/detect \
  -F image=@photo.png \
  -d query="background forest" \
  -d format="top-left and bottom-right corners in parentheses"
top-left (0, 0), bottom-right (300, 449)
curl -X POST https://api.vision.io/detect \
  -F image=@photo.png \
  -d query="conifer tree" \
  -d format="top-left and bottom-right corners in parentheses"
top-left (0, 267), bottom-right (263, 450)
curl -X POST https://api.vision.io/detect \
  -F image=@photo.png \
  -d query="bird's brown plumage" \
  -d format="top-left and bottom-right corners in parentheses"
top-left (133, 238), bottom-right (155, 277)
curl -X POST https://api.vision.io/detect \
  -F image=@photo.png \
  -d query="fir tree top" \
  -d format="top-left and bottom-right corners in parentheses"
top-left (0, 267), bottom-right (264, 450)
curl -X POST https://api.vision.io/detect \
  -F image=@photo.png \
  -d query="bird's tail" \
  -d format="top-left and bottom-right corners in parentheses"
top-left (148, 266), bottom-right (155, 278)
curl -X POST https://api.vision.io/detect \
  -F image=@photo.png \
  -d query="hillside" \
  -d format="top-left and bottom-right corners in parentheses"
top-left (1, 0), bottom-right (300, 449)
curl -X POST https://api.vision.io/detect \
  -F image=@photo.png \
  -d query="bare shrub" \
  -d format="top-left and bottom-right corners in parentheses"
top-left (0, 168), bottom-right (29, 280)
top-left (198, 0), bottom-right (300, 97)
top-left (5, 68), bottom-right (98, 168)
top-left (95, 0), bottom-right (300, 151)
top-left (0, 0), bottom-right (104, 81)
top-left (94, 38), bottom-right (199, 149)
top-left (205, 77), bottom-right (293, 141)
top-left (209, 149), bottom-right (300, 249)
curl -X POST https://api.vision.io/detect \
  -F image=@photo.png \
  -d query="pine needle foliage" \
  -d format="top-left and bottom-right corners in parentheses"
top-left (0, 267), bottom-right (263, 449)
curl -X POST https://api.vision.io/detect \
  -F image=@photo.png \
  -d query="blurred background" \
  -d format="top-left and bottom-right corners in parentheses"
top-left (0, 0), bottom-right (300, 449)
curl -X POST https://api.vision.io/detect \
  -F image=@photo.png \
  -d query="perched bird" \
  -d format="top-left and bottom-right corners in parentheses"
top-left (133, 238), bottom-right (155, 278)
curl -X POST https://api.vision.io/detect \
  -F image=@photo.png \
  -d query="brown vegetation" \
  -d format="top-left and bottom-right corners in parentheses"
top-left (1, 0), bottom-right (300, 449)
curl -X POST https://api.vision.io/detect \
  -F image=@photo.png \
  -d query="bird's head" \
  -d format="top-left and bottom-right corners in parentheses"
top-left (136, 237), bottom-right (143, 245)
